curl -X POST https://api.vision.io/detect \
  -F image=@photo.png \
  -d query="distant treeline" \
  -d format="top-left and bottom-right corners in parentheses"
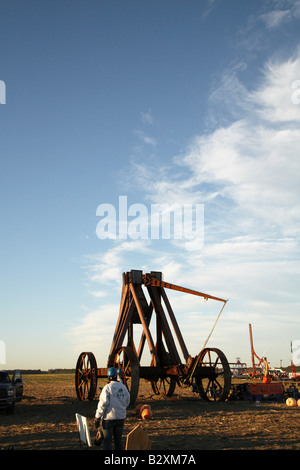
top-left (6, 369), bottom-right (75, 375)
top-left (47, 369), bottom-right (75, 374)
top-left (6, 365), bottom-right (299, 375)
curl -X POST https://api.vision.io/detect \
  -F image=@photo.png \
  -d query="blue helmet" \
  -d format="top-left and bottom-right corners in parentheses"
top-left (117, 368), bottom-right (123, 375)
top-left (107, 367), bottom-right (117, 380)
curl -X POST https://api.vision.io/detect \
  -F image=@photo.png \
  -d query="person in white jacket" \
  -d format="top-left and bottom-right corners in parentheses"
top-left (94, 367), bottom-right (130, 450)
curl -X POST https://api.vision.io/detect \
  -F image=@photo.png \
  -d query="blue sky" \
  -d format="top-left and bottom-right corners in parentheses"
top-left (1, 0), bottom-right (300, 371)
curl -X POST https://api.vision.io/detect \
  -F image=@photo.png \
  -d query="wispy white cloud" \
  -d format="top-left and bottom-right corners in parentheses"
top-left (200, 0), bottom-right (218, 20)
top-left (250, 54), bottom-right (300, 122)
top-left (259, 0), bottom-right (300, 29)
top-left (140, 108), bottom-right (154, 125)
top-left (65, 304), bottom-right (119, 362)
top-left (259, 9), bottom-right (291, 29)
top-left (83, 239), bottom-right (153, 285)
top-left (133, 129), bottom-right (157, 146)
top-left (182, 121), bottom-right (300, 238)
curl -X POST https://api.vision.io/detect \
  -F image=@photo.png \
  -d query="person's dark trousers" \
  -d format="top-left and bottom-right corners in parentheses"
top-left (102, 419), bottom-right (125, 450)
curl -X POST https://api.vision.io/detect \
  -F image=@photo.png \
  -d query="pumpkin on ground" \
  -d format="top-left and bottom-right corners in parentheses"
top-left (135, 404), bottom-right (144, 415)
top-left (141, 407), bottom-right (153, 420)
top-left (286, 397), bottom-right (297, 406)
top-left (140, 404), bottom-right (151, 413)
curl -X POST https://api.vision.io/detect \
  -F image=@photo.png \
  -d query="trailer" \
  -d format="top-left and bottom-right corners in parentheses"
top-left (75, 270), bottom-right (231, 405)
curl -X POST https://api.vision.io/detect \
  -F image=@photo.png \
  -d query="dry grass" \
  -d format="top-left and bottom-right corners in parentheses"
top-left (0, 375), bottom-right (299, 450)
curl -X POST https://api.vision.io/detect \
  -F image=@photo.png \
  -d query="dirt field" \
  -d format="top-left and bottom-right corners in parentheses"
top-left (0, 374), bottom-right (299, 451)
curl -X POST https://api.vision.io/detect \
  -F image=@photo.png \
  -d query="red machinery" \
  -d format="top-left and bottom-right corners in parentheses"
top-left (249, 323), bottom-right (264, 377)
top-left (249, 323), bottom-right (271, 381)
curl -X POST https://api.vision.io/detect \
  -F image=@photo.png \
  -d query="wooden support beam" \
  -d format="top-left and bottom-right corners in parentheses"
top-left (142, 272), bottom-right (227, 303)
top-left (113, 299), bottom-right (136, 352)
top-left (109, 283), bottom-right (129, 357)
top-left (147, 285), bottom-right (182, 365)
top-left (137, 305), bottom-right (153, 362)
top-left (129, 283), bottom-right (159, 366)
top-left (161, 287), bottom-right (190, 362)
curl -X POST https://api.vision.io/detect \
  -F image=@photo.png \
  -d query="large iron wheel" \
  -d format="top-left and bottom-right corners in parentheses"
top-left (150, 350), bottom-right (176, 397)
top-left (109, 346), bottom-right (140, 406)
top-left (195, 348), bottom-right (231, 401)
top-left (75, 352), bottom-right (97, 401)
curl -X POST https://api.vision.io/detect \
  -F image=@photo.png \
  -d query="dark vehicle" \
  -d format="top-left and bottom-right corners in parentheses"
top-left (0, 370), bottom-right (23, 414)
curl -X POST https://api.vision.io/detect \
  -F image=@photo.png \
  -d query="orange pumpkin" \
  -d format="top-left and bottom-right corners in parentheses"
top-left (141, 407), bottom-right (153, 420)
top-left (297, 399), bottom-right (300, 407)
top-left (286, 397), bottom-right (297, 406)
top-left (135, 404), bottom-right (144, 415)
top-left (139, 404), bottom-right (151, 414)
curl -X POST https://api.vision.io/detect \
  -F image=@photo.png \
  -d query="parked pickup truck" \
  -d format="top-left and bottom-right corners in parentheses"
top-left (0, 370), bottom-right (23, 414)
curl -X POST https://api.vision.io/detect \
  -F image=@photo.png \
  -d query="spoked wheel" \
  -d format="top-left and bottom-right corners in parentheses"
top-left (109, 346), bottom-right (140, 406)
top-left (151, 376), bottom-right (177, 397)
top-left (194, 348), bottom-right (231, 401)
top-left (75, 352), bottom-right (98, 401)
top-left (150, 349), bottom-right (176, 397)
